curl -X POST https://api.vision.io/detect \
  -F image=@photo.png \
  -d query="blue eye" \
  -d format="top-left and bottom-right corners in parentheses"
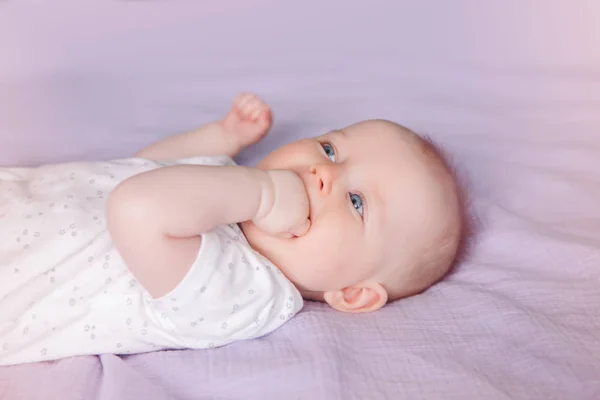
top-left (349, 193), bottom-right (364, 217)
top-left (321, 143), bottom-right (336, 162)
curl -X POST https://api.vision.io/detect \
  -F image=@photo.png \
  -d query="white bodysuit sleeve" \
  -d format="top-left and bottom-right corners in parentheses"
top-left (143, 224), bottom-right (303, 349)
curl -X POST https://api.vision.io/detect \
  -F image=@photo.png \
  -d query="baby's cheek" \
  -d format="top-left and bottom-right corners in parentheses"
top-left (308, 220), bottom-right (356, 273)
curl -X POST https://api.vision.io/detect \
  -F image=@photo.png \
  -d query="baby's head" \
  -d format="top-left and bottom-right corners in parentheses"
top-left (240, 120), bottom-right (464, 313)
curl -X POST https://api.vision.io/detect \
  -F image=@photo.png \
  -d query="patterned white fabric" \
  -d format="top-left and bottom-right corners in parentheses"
top-left (0, 156), bottom-right (302, 366)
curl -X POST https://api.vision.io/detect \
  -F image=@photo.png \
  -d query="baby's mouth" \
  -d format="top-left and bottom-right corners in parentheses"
top-left (298, 170), bottom-right (313, 221)
top-left (307, 196), bottom-right (315, 226)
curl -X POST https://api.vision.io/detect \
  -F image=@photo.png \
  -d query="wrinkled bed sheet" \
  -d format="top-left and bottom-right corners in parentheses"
top-left (0, 1), bottom-right (599, 399)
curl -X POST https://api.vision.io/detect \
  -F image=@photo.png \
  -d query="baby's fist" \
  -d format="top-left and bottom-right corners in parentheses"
top-left (253, 169), bottom-right (311, 239)
top-left (223, 93), bottom-right (273, 150)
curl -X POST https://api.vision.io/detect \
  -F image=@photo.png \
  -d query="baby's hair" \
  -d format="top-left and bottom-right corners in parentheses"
top-left (386, 129), bottom-right (472, 301)
top-left (418, 134), bottom-right (472, 265)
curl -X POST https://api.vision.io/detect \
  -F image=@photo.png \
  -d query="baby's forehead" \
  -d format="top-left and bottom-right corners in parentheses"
top-left (344, 120), bottom-right (419, 153)
top-left (345, 119), bottom-right (413, 137)
top-left (335, 119), bottom-right (445, 203)
top-left (346, 128), bottom-right (425, 173)
top-left (350, 129), bottom-right (448, 234)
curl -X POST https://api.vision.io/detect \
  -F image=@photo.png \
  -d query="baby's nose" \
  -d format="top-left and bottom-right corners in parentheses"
top-left (309, 164), bottom-right (334, 195)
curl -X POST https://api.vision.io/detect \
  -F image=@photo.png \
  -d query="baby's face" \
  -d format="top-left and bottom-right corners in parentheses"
top-left (241, 120), bottom-right (451, 311)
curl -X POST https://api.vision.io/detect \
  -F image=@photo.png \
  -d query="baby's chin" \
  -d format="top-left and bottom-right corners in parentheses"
top-left (298, 288), bottom-right (325, 302)
top-left (239, 220), bottom-right (291, 263)
top-left (239, 221), bottom-right (313, 286)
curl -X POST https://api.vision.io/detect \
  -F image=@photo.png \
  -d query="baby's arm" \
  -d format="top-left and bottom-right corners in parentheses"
top-left (107, 166), bottom-right (309, 298)
top-left (135, 93), bottom-right (272, 160)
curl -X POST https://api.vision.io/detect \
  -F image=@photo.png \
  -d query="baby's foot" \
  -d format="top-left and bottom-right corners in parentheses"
top-left (223, 93), bottom-right (273, 150)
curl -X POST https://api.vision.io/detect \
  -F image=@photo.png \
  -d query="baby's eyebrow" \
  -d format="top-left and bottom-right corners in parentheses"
top-left (326, 130), bottom-right (347, 144)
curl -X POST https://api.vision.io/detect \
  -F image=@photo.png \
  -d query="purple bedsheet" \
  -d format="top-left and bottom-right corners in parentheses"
top-left (1, 1), bottom-right (600, 399)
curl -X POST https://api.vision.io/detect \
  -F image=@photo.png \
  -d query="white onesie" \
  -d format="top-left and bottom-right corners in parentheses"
top-left (0, 156), bottom-right (303, 366)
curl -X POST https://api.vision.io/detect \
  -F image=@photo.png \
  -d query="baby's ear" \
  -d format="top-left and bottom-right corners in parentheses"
top-left (323, 283), bottom-right (388, 313)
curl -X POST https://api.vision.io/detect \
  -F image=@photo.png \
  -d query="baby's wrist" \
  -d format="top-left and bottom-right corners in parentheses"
top-left (252, 169), bottom-right (277, 222)
top-left (219, 122), bottom-right (244, 155)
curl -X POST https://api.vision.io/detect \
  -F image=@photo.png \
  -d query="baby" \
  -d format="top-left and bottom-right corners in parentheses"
top-left (0, 93), bottom-right (463, 366)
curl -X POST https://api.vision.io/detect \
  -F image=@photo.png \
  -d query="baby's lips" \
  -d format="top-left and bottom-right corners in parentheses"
top-left (294, 169), bottom-right (312, 221)
top-left (291, 218), bottom-right (311, 238)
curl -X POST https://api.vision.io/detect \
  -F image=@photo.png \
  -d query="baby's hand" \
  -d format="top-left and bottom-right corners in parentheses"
top-left (253, 169), bottom-right (311, 239)
top-left (223, 93), bottom-right (273, 150)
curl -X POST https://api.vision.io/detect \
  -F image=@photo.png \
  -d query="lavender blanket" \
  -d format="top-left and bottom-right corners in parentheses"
top-left (1, 1), bottom-right (599, 399)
